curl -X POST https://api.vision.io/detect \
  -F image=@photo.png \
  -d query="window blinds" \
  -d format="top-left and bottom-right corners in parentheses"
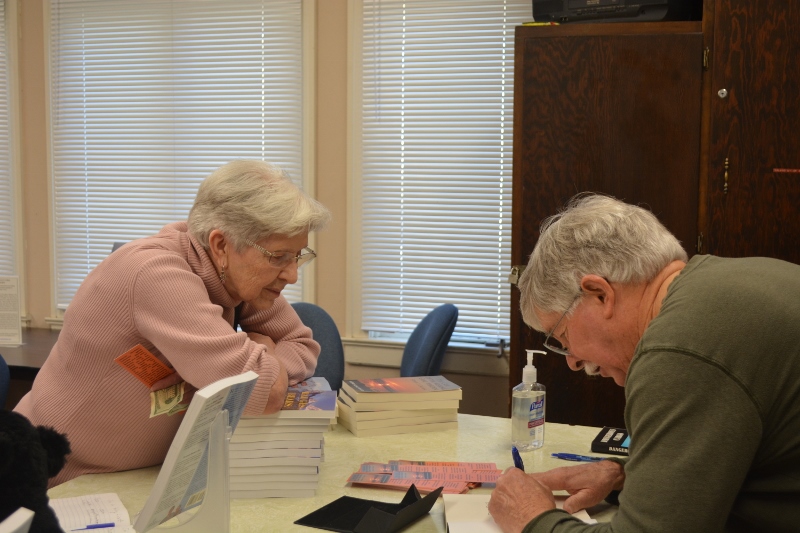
top-left (360, 0), bottom-right (528, 343)
top-left (0, 0), bottom-right (16, 277)
top-left (49, 0), bottom-right (305, 309)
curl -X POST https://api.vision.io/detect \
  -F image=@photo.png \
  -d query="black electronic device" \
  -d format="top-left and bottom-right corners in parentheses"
top-left (532, 0), bottom-right (701, 24)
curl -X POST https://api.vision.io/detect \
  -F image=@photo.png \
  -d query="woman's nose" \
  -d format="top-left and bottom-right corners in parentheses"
top-left (279, 261), bottom-right (299, 283)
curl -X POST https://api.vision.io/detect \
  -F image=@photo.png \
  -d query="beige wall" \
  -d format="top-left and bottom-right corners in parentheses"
top-left (12, 0), bottom-right (509, 418)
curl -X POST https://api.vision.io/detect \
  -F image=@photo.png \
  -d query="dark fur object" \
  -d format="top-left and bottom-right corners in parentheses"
top-left (0, 410), bottom-right (71, 533)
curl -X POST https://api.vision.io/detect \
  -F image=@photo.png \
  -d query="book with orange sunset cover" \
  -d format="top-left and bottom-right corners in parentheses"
top-left (340, 376), bottom-right (462, 403)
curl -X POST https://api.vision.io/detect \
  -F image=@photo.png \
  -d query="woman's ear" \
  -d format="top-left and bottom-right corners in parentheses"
top-left (580, 274), bottom-right (615, 318)
top-left (207, 229), bottom-right (228, 265)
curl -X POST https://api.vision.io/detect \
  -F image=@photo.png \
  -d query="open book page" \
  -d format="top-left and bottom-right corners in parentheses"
top-left (443, 494), bottom-right (597, 532)
top-left (133, 371), bottom-right (258, 532)
top-left (49, 493), bottom-right (134, 532)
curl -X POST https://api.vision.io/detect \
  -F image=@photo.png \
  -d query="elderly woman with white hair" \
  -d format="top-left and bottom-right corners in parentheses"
top-left (15, 160), bottom-right (331, 487)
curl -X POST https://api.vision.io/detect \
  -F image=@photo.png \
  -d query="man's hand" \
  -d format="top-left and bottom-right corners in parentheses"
top-left (531, 460), bottom-right (625, 514)
top-left (488, 468), bottom-right (556, 533)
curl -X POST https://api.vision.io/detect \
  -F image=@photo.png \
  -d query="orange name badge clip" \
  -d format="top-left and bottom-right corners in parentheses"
top-left (115, 344), bottom-right (175, 388)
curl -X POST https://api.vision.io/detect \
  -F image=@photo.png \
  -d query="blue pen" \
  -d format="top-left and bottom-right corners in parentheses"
top-left (71, 524), bottom-right (115, 531)
top-left (512, 446), bottom-right (525, 471)
top-left (551, 453), bottom-right (604, 462)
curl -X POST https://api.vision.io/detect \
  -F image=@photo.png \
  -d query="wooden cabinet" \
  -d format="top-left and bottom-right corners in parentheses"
top-left (704, 1), bottom-right (800, 262)
top-left (511, 1), bottom-right (800, 428)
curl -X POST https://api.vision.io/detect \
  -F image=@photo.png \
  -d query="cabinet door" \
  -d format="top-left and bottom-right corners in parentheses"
top-left (705, 1), bottom-right (800, 261)
top-left (512, 24), bottom-right (703, 427)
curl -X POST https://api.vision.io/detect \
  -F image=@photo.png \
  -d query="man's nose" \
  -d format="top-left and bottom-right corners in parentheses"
top-left (565, 354), bottom-right (584, 372)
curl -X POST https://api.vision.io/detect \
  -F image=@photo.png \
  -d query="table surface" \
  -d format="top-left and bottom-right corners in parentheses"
top-left (48, 413), bottom-right (617, 532)
top-left (0, 328), bottom-right (59, 368)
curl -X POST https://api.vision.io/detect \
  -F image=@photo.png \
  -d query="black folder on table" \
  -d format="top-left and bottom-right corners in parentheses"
top-left (294, 484), bottom-right (443, 533)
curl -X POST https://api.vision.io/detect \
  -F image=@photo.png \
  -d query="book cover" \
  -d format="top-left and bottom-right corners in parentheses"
top-left (338, 400), bottom-right (457, 429)
top-left (133, 371), bottom-right (259, 532)
top-left (339, 417), bottom-right (458, 438)
top-left (236, 416), bottom-right (332, 427)
top-left (229, 465), bottom-right (319, 477)
top-left (238, 379), bottom-right (336, 422)
top-left (340, 406), bottom-right (458, 422)
top-left (590, 426), bottom-right (630, 456)
top-left (341, 376), bottom-right (462, 403)
top-left (228, 472), bottom-right (319, 484)
top-left (230, 479), bottom-right (319, 491)
top-left (231, 430), bottom-right (328, 443)
top-left (229, 456), bottom-right (322, 468)
top-left (231, 488), bottom-right (316, 499)
top-left (229, 447), bottom-right (322, 460)
top-left (338, 391), bottom-right (460, 412)
top-left (229, 438), bottom-right (323, 451)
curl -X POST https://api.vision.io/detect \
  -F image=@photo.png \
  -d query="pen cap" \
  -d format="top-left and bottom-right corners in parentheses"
top-left (522, 350), bottom-right (545, 383)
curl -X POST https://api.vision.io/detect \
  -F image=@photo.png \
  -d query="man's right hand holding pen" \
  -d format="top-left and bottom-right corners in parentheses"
top-left (488, 460), bottom-right (626, 532)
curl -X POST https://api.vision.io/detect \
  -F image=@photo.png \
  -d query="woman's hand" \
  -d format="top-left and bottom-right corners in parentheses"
top-left (262, 359), bottom-right (289, 415)
top-left (149, 372), bottom-right (197, 408)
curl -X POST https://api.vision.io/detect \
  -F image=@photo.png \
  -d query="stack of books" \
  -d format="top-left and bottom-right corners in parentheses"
top-left (229, 377), bottom-right (337, 499)
top-left (337, 376), bottom-right (461, 437)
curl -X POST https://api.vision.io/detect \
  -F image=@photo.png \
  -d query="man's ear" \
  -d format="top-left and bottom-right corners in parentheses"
top-left (580, 274), bottom-right (615, 318)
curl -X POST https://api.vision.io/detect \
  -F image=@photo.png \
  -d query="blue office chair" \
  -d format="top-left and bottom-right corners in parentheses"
top-left (400, 304), bottom-right (458, 377)
top-left (291, 302), bottom-right (345, 391)
top-left (0, 352), bottom-right (10, 409)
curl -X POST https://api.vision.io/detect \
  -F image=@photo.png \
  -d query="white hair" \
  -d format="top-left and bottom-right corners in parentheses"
top-left (188, 160), bottom-right (331, 250)
top-left (518, 194), bottom-right (688, 331)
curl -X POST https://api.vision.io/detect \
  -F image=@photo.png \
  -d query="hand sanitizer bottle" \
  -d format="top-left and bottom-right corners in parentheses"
top-left (512, 349), bottom-right (547, 451)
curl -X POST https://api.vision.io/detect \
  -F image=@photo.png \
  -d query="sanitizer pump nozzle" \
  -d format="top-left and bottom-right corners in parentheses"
top-left (512, 349), bottom-right (547, 450)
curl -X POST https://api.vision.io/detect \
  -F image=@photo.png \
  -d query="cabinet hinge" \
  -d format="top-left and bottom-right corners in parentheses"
top-left (703, 47), bottom-right (710, 71)
top-left (696, 233), bottom-right (704, 253)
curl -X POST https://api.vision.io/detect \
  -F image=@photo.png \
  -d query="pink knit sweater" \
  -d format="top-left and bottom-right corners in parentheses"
top-left (14, 222), bottom-right (319, 487)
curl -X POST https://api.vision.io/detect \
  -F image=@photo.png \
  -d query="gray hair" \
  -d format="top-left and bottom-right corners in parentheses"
top-left (188, 160), bottom-right (331, 250)
top-left (518, 194), bottom-right (688, 331)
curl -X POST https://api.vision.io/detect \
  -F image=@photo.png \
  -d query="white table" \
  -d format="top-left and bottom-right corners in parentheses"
top-left (49, 414), bottom-right (617, 532)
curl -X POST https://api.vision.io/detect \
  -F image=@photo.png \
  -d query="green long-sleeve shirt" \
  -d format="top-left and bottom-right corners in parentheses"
top-left (523, 255), bottom-right (800, 533)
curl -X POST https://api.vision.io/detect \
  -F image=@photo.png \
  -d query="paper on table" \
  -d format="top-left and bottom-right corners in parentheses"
top-left (442, 494), bottom-right (597, 533)
top-left (49, 493), bottom-right (135, 532)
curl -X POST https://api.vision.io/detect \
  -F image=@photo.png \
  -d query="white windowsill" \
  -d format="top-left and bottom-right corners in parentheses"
top-left (342, 337), bottom-right (509, 377)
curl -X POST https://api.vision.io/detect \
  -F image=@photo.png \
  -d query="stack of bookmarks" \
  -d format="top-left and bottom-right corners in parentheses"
top-left (337, 376), bottom-right (461, 437)
top-left (229, 377), bottom-right (337, 499)
top-left (347, 460), bottom-right (502, 494)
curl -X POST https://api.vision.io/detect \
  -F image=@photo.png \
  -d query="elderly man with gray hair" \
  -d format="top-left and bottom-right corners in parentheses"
top-left (489, 194), bottom-right (800, 533)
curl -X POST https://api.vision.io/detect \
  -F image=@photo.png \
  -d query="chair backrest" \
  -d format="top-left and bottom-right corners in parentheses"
top-left (400, 304), bottom-right (458, 377)
top-left (0, 352), bottom-right (10, 410)
top-left (111, 241), bottom-right (127, 253)
top-left (291, 302), bottom-right (345, 391)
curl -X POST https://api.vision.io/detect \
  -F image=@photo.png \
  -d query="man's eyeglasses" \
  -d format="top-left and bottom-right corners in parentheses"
top-left (542, 293), bottom-right (582, 357)
top-left (245, 240), bottom-right (316, 269)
